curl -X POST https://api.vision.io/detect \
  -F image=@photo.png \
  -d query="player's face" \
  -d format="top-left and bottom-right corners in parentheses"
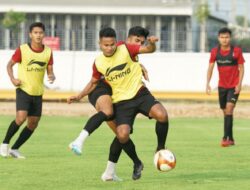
top-left (99, 37), bottom-right (117, 56)
top-left (126, 35), bottom-right (146, 45)
top-left (29, 27), bottom-right (45, 44)
top-left (218, 33), bottom-right (231, 47)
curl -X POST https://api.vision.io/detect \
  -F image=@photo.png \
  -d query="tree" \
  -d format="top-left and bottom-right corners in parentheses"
top-left (2, 10), bottom-right (26, 48)
top-left (236, 16), bottom-right (250, 27)
top-left (194, 1), bottom-right (210, 52)
top-left (2, 10), bottom-right (26, 30)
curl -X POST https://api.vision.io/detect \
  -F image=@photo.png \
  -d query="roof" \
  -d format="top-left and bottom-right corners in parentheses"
top-left (0, 0), bottom-right (193, 15)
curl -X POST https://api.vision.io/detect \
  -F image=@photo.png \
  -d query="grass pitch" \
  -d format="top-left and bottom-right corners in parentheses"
top-left (0, 115), bottom-right (250, 190)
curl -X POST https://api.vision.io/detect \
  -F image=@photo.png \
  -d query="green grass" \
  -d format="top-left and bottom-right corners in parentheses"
top-left (0, 115), bottom-right (250, 190)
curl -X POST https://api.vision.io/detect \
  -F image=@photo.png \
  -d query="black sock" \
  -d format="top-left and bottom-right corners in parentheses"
top-left (155, 121), bottom-right (169, 151)
top-left (11, 127), bottom-right (33, 149)
top-left (225, 115), bottom-right (233, 140)
top-left (3, 120), bottom-right (20, 144)
top-left (84, 111), bottom-right (108, 135)
top-left (108, 137), bottom-right (122, 163)
top-left (121, 139), bottom-right (141, 165)
top-left (223, 116), bottom-right (227, 139)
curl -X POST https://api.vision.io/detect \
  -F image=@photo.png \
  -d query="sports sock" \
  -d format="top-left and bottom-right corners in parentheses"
top-left (103, 161), bottom-right (116, 176)
top-left (11, 127), bottom-right (33, 149)
top-left (121, 138), bottom-right (141, 165)
top-left (84, 111), bottom-right (108, 135)
top-left (225, 115), bottom-right (233, 141)
top-left (73, 129), bottom-right (89, 146)
top-left (223, 116), bottom-right (227, 139)
top-left (3, 120), bottom-right (20, 144)
top-left (108, 137), bottom-right (122, 163)
top-left (155, 121), bottom-right (169, 151)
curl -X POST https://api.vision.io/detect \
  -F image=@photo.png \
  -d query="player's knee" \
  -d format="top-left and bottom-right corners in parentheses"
top-left (15, 117), bottom-right (26, 126)
top-left (28, 119), bottom-right (40, 131)
top-left (116, 128), bottom-right (130, 143)
top-left (101, 109), bottom-right (113, 118)
top-left (117, 134), bottom-right (129, 144)
top-left (156, 111), bottom-right (168, 123)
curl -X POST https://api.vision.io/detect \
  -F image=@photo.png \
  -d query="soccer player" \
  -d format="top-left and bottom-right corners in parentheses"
top-left (91, 27), bottom-right (169, 180)
top-left (0, 22), bottom-right (55, 158)
top-left (68, 26), bottom-right (153, 180)
top-left (206, 27), bottom-right (245, 147)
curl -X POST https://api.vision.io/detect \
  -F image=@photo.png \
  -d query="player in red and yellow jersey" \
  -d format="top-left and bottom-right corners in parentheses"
top-left (0, 22), bottom-right (55, 159)
top-left (206, 27), bottom-right (245, 147)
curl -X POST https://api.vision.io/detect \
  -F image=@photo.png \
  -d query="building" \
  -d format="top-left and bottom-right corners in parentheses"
top-left (0, 0), bottom-right (227, 52)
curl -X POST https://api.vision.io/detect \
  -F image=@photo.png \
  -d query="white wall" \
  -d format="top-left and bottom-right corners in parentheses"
top-left (0, 50), bottom-right (249, 92)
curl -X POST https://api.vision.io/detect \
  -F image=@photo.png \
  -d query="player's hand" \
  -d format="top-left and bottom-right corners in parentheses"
top-left (67, 95), bottom-right (81, 104)
top-left (147, 36), bottom-right (159, 43)
top-left (140, 64), bottom-right (149, 82)
top-left (206, 84), bottom-right (211, 95)
top-left (48, 74), bottom-right (56, 84)
top-left (234, 84), bottom-right (241, 94)
top-left (11, 78), bottom-right (21, 87)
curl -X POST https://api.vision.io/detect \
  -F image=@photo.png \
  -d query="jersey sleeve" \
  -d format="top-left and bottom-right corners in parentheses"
top-left (11, 47), bottom-right (22, 63)
top-left (235, 47), bottom-right (245, 64)
top-left (117, 41), bottom-right (125, 46)
top-left (125, 44), bottom-right (140, 58)
top-left (92, 62), bottom-right (102, 80)
top-left (48, 51), bottom-right (54, 65)
top-left (209, 48), bottom-right (217, 64)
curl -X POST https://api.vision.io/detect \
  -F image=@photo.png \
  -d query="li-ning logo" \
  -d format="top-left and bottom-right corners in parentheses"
top-left (28, 59), bottom-right (46, 67)
top-left (105, 63), bottom-right (131, 82)
top-left (27, 59), bottom-right (46, 72)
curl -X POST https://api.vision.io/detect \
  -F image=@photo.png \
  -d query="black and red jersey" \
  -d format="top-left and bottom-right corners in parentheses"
top-left (209, 46), bottom-right (245, 88)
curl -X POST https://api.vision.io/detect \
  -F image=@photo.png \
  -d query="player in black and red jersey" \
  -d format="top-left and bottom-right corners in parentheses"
top-left (206, 27), bottom-right (245, 147)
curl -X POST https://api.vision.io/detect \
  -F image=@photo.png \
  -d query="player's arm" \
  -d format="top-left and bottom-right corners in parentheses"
top-left (67, 76), bottom-right (99, 104)
top-left (47, 65), bottom-right (56, 84)
top-left (235, 64), bottom-right (244, 94)
top-left (206, 62), bottom-right (215, 95)
top-left (7, 59), bottom-right (21, 87)
top-left (140, 64), bottom-right (149, 81)
top-left (139, 36), bottom-right (159, 54)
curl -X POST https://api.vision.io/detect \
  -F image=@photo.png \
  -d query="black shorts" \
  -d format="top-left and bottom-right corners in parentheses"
top-left (16, 88), bottom-right (43, 116)
top-left (114, 87), bottom-right (159, 127)
top-left (218, 87), bottom-right (239, 109)
top-left (88, 80), bottom-right (112, 107)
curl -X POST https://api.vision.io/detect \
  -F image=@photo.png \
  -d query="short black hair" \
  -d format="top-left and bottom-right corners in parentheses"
top-left (29, 22), bottom-right (45, 32)
top-left (99, 27), bottom-right (116, 38)
top-left (218, 27), bottom-right (232, 36)
top-left (128, 26), bottom-right (149, 38)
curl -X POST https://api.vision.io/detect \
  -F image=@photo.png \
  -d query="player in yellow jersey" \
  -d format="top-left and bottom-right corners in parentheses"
top-left (0, 22), bottom-right (55, 159)
top-left (68, 27), bottom-right (169, 181)
top-left (68, 26), bottom-right (152, 181)
top-left (96, 28), bottom-right (168, 181)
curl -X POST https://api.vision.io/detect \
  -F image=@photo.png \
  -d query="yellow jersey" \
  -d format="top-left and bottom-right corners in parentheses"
top-left (18, 44), bottom-right (52, 96)
top-left (95, 44), bottom-right (143, 103)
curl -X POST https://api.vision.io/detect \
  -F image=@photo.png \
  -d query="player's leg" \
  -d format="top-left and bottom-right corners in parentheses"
top-left (223, 88), bottom-right (239, 146)
top-left (9, 94), bottom-right (42, 158)
top-left (137, 88), bottom-right (169, 151)
top-left (69, 95), bottom-right (113, 155)
top-left (148, 103), bottom-right (169, 151)
top-left (218, 87), bottom-right (228, 144)
top-left (101, 137), bottom-right (123, 181)
top-left (10, 116), bottom-right (40, 159)
top-left (0, 111), bottom-right (27, 157)
top-left (115, 103), bottom-right (143, 180)
top-left (0, 89), bottom-right (29, 158)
